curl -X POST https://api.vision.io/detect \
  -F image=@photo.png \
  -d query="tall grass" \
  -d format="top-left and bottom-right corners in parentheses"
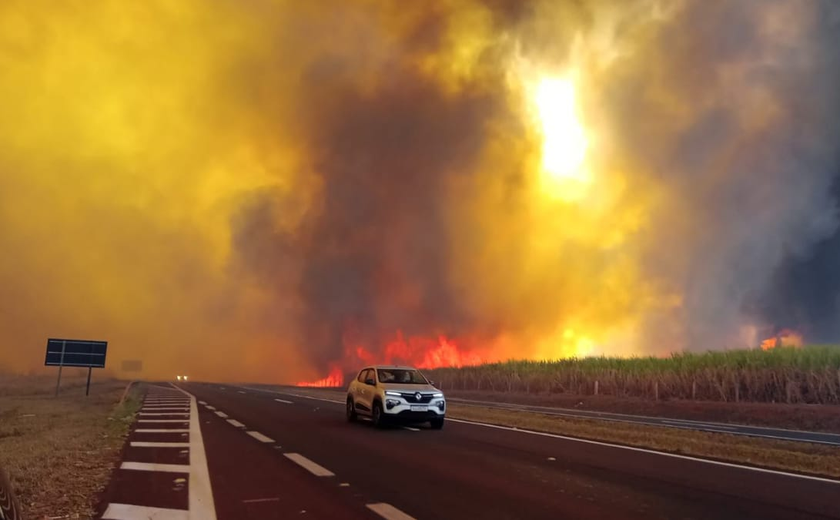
top-left (424, 346), bottom-right (840, 404)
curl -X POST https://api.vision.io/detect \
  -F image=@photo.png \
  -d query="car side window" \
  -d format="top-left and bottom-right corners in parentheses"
top-left (356, 369), bottom-right (368, 383)
top-left (367, 369), bottom-right (376, 384)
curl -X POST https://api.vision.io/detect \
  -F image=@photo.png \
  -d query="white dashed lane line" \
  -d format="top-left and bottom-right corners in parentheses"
top-left (274, 398), bottom-right (294, 404)
top-left (238, 390), bottom-right (247, 394)
top-left (246, 431), bottom-right (275, 443)
top-left (214, 411), bottom-right (229, 418)
top-left (284, 453), bottom-right (335, 477)
top-left (366, 502), bottom-right (417, 520)
top-left (227, 419), bottom-right (246, 428)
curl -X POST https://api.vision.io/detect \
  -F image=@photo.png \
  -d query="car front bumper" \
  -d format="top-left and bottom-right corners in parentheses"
top-left (382, 399), bottom-right (445, 420)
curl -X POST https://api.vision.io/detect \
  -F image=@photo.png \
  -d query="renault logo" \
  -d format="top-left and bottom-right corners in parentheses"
top-left (415, 392), bottom-right (422, 401)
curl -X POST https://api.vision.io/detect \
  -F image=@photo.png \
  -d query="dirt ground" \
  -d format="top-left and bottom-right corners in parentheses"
top-left (0, 374), bottom-right (140, 520)
top-left (444, 390), bottom-right (840, 433)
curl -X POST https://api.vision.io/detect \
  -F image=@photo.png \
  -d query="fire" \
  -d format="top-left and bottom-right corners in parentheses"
top-left (760, 329), bottom-right (804, 350)
top-left (297, 331), bottom-right (485, 386)
top-left (383, 333), bottom-right (483, 369)
top-left (297, 366), bottom-right (344, 387)
top-left (530, 75), bottom-right (590, 201)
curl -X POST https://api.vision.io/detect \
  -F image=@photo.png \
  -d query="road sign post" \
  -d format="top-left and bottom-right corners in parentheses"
top-left (54, 339), bottom-right (66, 397)
top-left (45, 338), bottom-right (108, 397)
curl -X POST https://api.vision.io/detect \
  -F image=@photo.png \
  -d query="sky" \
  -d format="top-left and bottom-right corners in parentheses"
top-left (0, 0), bottom-right (838, 383)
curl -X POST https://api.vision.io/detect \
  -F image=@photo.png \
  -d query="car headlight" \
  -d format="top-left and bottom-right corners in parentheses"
top-left (384, 391), bottom-right (402, 397)
top-left (433, 392), bottom-right (444, 398)
top-left (385, 399), bottom-right (400, 410)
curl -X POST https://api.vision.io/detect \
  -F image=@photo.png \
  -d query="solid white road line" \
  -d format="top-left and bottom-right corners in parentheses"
top-left (131, 441), bottom-right (190, 448)
top-left (447, 418), bottom-right (840, 484)
top-left (102, 503), bottom-right (188, 520)
top-left (274, 398), bottom-right (294, 404)
top-left (139, 412), bottom-right (189, 416)
top-left (121, 462), bottom-right (190, 473)
top-left (238, 390), bottom-right (246, 394)
top-left (173, 383), bottom-right (218, 520)
top-left (247, 431), bottom-right (275, 443)
top-left (242, 498), bottom-right (280, 504)
top-left (142, 407), bottom-right (189, 411)
top-left (402, 426), bottom-right (420, 432)
top-left (138, 419), bottom-right (189, 423)
top-left (214, 411), bottom-right (229, 418)
top-left (284, 453), bottom-right (334, 477)
top-left (135, 429), bottom-right (190, 433)
top-left (366, 503), bottom-right (416, 520)
top-left (227, 419), bottom-right (246, 428)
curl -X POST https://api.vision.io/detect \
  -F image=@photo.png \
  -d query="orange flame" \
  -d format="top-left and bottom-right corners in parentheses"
top-left (297, 330), bottom-right (486, 385)
top-left (297, 365), bottom-right (344, 387)
top-left (760, 329), bottom-right (804, 350)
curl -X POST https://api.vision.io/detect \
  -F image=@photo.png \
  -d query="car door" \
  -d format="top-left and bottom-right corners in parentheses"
top-left (355, 368), bottom-right (373, 413)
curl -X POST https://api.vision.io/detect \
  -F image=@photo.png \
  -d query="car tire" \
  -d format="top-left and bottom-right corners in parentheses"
top-left (430, 417), bottom-right (444, 430)
top-left (372, 401), bottom-right (385, 428)
top-left (346, 398), bottom-right (357, 422)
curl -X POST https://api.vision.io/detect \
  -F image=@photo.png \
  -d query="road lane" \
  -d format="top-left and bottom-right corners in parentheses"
top-left (192, 397), bottom-right (377, 520)
top-left (189, 383), bottom-right (840, 520)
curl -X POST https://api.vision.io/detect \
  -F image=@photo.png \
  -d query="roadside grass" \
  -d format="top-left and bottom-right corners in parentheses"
top-left (0, 376), bottom-right (140, 519)
top-left (447, 404), bottom-right (840, 479)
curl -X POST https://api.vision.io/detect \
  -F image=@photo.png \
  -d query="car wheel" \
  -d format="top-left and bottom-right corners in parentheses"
top-left (372, 401), bottom-right (385, 428)
top-left (430, 417), bottom-right (444, 430)
top-left (346, 398), bottom-right (357, 422)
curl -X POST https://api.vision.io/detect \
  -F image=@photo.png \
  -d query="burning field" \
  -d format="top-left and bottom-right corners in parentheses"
top-left (0, 1), bottom-right (839, 384)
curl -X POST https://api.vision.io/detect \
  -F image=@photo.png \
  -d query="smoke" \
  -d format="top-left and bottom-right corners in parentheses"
top-left (1, 0), bottom-right (838, 381)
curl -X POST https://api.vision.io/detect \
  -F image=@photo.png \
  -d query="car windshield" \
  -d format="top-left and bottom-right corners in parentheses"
top-left (377, 369), bottom-right (428, 385)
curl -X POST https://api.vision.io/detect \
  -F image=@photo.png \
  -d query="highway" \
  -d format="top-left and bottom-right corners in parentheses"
top-left (95, 383), bottom-right (840, 520)
top-left (99, 382), bottom-right (840, 520)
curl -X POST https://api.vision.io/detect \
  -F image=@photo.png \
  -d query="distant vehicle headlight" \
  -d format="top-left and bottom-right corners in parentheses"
top-left (183, 376), bottom-right (188, 381)
top-left (177, 375), bottom-right (182, 381)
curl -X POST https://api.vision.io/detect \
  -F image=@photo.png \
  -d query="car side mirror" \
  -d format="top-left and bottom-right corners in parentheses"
top-left (365, 378), bottom-right (376, 386)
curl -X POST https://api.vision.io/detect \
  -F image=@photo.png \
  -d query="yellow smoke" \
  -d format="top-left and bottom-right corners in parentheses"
top-left (0, 0), bottom-right (833, 380)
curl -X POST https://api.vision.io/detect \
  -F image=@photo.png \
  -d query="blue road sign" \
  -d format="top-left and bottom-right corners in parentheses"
top-left (45, 339), bottom-right (108, 368)
top-left (45, 338), bottom-right (108, 397)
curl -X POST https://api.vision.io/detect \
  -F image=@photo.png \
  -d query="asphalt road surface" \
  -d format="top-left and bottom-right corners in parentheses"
top-left (100, 382), bottom-right (840, 519)
top-left (101, 383), bottom-right (840, 520)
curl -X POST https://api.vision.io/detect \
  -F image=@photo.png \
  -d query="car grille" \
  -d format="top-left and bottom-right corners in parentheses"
top-left (400, 392), bottom-right (434, 404)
